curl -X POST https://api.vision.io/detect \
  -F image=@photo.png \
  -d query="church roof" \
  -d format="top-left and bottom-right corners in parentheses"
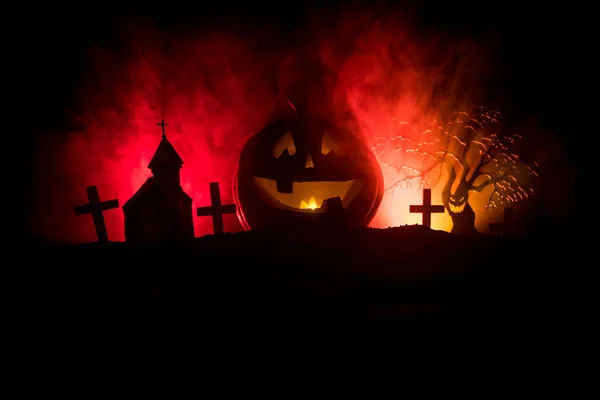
top-left (123, 177), bottom-right (192, 211)
top-left (148, 137), bottom-right (184, 170)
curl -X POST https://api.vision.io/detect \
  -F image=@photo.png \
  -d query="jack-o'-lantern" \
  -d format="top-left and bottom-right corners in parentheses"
top-left (233, 115), bottom-right (384, 230)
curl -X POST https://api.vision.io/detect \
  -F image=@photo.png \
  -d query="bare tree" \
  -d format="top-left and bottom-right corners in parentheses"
top-left (374, 107), bottom-right (539, 234)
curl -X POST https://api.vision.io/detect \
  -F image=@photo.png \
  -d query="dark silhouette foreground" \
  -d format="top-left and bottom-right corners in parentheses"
top-left (23, 225), bottom-right (574, 340)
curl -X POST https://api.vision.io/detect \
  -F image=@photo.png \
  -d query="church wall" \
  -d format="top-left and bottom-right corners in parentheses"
top-left (124, 193), bottom-right (194, 242)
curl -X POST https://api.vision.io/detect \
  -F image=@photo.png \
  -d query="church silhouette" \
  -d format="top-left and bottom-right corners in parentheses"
top-left (122, 120), bottom-right (194, 242)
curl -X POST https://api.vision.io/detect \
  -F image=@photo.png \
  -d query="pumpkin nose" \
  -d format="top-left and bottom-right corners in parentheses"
top-left (305, 153), bottom-right (314, 168)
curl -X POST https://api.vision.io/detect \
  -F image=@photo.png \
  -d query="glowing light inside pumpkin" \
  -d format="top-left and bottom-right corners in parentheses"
top-left (253, 177), bottom-right (363, 213)
top-left (300, 197), bottom-right (319, 210)
top-left (305, 154), bottom-right (315, 168)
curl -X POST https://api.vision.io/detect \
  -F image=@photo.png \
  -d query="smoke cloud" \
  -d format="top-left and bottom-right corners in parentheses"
top-left (31, 6), bottom-right (507, 243)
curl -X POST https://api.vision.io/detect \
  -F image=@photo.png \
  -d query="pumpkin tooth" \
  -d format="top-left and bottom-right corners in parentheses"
top-left (276, 179), bottom-right (293, 194)
top-left (324, 197), bottom-right (343, 213)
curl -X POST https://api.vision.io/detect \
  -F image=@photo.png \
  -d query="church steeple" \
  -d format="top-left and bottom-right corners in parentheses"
top-left (148, 119), bottom-right (184, 184)
top-left (123, 119), bottom-right (194, 242)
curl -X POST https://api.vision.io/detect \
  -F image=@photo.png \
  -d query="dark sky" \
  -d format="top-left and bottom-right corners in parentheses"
top-left (19, 2), bottom-right (591, 139)
top-left (15, 1), bottom-right (589, 237)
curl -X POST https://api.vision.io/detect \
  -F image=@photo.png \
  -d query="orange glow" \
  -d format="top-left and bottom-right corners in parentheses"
top-left (319, 13), bottom-right (498, 233)
top-left (32, 10), bottom-right (501, 243)
top-left (253, 178), bottom-right (359, 212)
top-left (370, 179), bottom-right (453, 232)
top-left (300, 197), bottom-right (319, 210)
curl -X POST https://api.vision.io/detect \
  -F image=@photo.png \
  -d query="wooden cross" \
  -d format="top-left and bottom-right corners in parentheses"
top-left (74, 186), bottom-right (120, 242)
top-left (489, 207), bottom-right (514, 236)
top-left (157, 119), bottom-right (168, 138)
top-left (409, 188), bottom-right (445, 228)
top-left (197, 182), bottom-right (237, 234)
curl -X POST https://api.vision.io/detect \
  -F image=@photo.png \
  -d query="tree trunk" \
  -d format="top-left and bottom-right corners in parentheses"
top-left (449, 202), bottom-right (477, 234)
top-left (442, 165), bottom-right (478, 234)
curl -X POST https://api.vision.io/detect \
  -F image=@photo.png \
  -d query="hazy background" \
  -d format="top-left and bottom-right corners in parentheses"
top-left (16, 1), bottom-right (588, 242)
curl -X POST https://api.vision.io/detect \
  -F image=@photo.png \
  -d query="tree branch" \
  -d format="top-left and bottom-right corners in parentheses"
top-left (471, 168), bottom-right (519, 192)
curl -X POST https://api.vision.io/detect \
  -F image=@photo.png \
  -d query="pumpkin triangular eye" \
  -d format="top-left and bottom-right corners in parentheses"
top-left (273, 130), bottom-right (296, 158)
top-left (305, 154), bottom-right (314, 168)
top-left (279, 149), bottom-right (292, 159)
top-left (321, 131), bottom-right (340, 155)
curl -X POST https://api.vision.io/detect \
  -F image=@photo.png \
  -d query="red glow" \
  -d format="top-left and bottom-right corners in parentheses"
top-left (32, 11), bottom-right (495, 243)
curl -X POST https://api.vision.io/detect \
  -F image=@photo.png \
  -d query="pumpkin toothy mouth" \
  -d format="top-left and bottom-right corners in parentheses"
top-left (252, 177), bottom-right (364, 213)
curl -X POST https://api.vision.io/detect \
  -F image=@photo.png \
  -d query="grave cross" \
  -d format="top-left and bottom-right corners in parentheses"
top-left (157, 119), bottom-right (168, 139)
top-left (197, 182), bottom-right (237, 234)
top-left (409, 188), bottom-right (445, 228)
top-left (74, 186), bottom-right (120, 242)
top-left (489, 207), bottom-right (514, 236)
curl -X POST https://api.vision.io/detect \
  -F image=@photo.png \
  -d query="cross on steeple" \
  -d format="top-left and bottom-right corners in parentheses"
top-left (157, 119), bottom-right (168, 139)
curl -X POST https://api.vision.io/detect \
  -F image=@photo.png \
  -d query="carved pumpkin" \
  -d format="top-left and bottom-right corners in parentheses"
top-left (234, 116), bottom-right (384, 230)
